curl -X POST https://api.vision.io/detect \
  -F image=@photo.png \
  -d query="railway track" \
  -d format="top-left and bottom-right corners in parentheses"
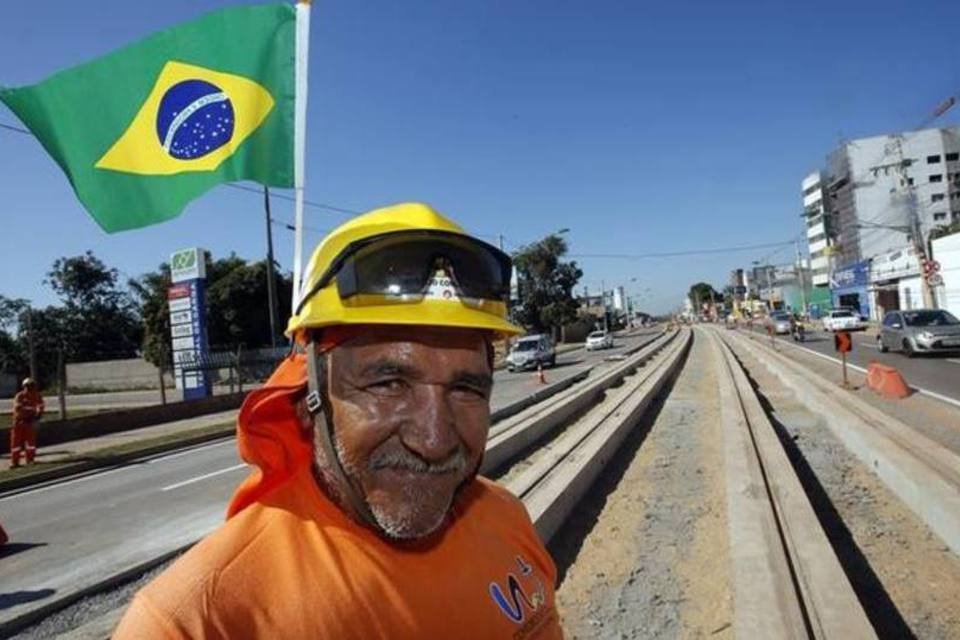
top-left (493, 328), bottom-right (691, 542)
top-left (724, 326), bottom-right (960, 557)
top-left (707, 328), bottom-right (876, 639)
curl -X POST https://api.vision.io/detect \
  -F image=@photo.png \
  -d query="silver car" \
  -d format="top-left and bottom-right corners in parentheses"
top-left (506, 334), bottom-right (557, 371)
top-left (767, 311), bottom-right (793, 335)
top-left (877, 309), bottom-right (960, 357)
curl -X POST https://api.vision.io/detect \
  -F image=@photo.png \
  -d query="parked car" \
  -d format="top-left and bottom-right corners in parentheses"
top-left (506, 334), bottom-right (556, 371)
top-left (877, 309), bottom-right (960, 357)
top-left (585, 330), bottom-right (614, 350)
top-left (822, 309), bottom-right (862, 332)
top-left (766, 311), bottom-right (793, 335)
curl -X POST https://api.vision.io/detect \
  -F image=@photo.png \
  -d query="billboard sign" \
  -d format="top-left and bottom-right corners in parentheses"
top-left (168, 250), bottom-right (210, 400)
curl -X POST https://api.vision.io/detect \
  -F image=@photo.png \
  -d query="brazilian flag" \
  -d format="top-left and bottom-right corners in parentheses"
top-left (0, 3), bottom-right (295, 232)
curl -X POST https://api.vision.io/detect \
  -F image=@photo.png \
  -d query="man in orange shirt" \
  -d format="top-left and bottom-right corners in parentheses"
top-left (114, 203), bottom-right (563, 639)
top-left (10, 377), bottom-right (44, 468)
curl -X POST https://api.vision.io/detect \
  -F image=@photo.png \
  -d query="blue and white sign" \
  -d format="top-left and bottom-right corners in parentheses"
top-left (168, 247), bottom-right (211, 401)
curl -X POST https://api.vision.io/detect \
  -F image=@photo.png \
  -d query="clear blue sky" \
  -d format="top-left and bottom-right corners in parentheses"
top-left (2, 0), bottom-right (960, 314)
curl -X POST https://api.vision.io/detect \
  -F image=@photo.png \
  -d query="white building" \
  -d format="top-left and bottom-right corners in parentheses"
top-left (802, 171), bottom-right (833, 287)
top-left (932, 232), bottom-right (960, 318)
top-left (826, 127), bottom-right (960, 267)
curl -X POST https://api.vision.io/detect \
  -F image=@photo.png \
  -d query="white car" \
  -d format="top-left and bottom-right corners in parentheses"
top-left (822, 309), bottom-right (862, 332)
top-left (585, 330), bottom-right (614, 350)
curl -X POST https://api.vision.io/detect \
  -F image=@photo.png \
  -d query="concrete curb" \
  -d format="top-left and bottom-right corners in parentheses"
top-left (521, 329), bottom-right (691, 543)
top-left (726, 328), bottom-right (960, 558)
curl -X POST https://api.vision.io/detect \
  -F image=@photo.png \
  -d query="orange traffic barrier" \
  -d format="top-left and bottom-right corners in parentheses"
top-left (866, 361), bottom-right (911, 399)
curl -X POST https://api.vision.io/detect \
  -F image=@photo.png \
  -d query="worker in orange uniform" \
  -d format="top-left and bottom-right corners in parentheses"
top-left (114, 203), bottom-right (564, 639)
top-left (10, 377), bottom-right (44, 468)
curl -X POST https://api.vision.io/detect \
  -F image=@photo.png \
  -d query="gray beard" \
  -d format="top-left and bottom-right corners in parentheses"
top-left (312, 430), bottom-right (475, 541)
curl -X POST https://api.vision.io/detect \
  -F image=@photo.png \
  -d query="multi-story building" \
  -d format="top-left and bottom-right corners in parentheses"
top-left (802, 171), bottom-right (833, 287)
top-left (809, 126), bottom-right (960, 317)
top-left (826, 127), bottom-right (960, 264)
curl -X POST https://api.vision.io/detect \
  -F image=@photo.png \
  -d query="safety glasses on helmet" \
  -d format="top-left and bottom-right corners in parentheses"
top-left (296, 230), bottom-right (512, 315)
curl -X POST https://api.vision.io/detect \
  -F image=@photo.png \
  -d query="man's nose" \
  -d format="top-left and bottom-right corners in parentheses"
top-left (400, 384), bottom-right (460, 462)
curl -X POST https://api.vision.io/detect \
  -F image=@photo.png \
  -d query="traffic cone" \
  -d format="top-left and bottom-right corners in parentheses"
top-left (537, 362), bottom-right (546, 385)
top-left (866, 362), bottom-right (911, 399)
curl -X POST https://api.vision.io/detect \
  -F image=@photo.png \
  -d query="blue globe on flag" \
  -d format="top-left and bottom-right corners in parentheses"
top-left (155, 79), bottom-right (235, 160)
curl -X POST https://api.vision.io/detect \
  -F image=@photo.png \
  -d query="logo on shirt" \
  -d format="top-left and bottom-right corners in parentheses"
top-left (488, 555), bottom-right (546, 624)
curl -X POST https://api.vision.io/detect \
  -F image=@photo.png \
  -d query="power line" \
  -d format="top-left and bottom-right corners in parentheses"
top-left (2, 119), bottom-right (362, 218)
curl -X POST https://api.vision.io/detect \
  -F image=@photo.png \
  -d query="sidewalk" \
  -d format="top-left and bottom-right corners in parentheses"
top-left (1, 410), bottom-right (238, 488)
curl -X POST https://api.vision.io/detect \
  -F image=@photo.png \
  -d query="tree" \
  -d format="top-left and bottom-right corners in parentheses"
top-left (512, 234), bottom-right (583, 335)
top-left (0, 295), bottom-right (28, 378)
top-left (131, 253), bottom-right (293, 364)
top-left (688, 282), bottom-right (720, 312)
top-left (205, 257), bottom-right (293, 349)
top-left (44, 251), bottom-right (142, 362)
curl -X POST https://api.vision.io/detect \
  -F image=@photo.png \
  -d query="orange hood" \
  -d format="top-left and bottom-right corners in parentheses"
top-left (226, 327), bottom-right (367, 518)
top-left (226, 351), bottom-right (312, 518)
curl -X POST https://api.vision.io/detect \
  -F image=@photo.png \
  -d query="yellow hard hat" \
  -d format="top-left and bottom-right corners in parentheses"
top-left (287, 202), bottom-right (522, 338)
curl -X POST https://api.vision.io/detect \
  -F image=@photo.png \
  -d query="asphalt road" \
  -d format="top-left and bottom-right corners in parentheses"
top-left (742, 324), bottom-right (960, 405)
top-left (0, 330), bottom-right (659, 632)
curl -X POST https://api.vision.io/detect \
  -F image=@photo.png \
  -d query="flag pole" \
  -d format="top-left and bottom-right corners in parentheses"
top-left (292, 0), bottom-right (311, 312)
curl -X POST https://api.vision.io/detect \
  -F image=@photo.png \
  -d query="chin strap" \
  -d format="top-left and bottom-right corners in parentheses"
top-left (305, 339), bottom-right (380, 531)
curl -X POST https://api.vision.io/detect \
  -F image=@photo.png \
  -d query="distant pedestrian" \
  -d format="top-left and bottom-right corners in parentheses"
top-left (10, 378), bottom-right (44, 468)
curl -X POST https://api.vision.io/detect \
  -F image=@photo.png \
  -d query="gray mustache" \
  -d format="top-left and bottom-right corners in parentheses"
top-left (369, 447), bottom-right (466, 475)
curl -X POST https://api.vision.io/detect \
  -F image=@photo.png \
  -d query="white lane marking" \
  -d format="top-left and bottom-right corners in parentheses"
top-left (161, 464), bottom-right (247, 492)
top-left (763, 336), bottom-right (960, 410)
top-left (0, 464), bottom-right (136, 502)
top-left (948, 359), bottom-right (960, 365)
top-left (146, 438), bottom-right (235, 464)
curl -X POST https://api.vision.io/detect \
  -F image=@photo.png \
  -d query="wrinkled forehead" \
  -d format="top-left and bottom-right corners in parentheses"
top-left (330, 326), bottom-right (493, 370)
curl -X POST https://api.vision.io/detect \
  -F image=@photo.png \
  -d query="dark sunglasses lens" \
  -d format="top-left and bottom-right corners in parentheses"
top-left (337, 235), bottom-right (509, 300)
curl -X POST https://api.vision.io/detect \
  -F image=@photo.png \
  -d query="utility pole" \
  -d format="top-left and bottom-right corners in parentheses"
top-left (600, 280), bottom-right (609, 331)
top-left (498, 234), bottom-right (505, 251)
top-left (264, 186), bottom-right (280, 348)
top-left (25, 305), bottom-right (37, 381)
top-left (890, 135), bottom-right (935, 308)
top-left (795, 239), bottom-right (808, 315)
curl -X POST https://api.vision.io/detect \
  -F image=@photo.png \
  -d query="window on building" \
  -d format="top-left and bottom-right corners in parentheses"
top-left (932, 193), bottom-right (945, 202)
top-left (934, 212), bottom-right (947, 221)
top-left (928, 154), bottom-right (942, 164)
top-left (930, 174), bottom-right (943, 182)
top-left (947, 152), bottom-right (960, 162)
top-left (908, 177), bottom-right (915, 185)
top-left (953, 211), bottom-right (960, 220)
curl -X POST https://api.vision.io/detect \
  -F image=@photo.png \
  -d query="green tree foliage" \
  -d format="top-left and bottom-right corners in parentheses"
top-left (128, 263), bottom-right (172, 367)
top-left (132, 254), bottom-right (292, 365)
top-left (512, 235), bottom-right (583, 334)
top-left (205, 256), bottom-right (292, 349)
top-left (43, 251), bottom-right (142, 362)
top-left (688, 282), bottom-right (720, 311)
top-left (0, 296), bottom-right (28, 377)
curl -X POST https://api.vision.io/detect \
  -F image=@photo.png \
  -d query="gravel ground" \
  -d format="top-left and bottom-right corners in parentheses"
top-left (553, 330), bottom-right (732, 639)
top-left (8, 556), bottom-right (177, 639)
top-left (736, 328), bottom-right (960, 456)
top-left (728, 340), bottom-right (960, 640)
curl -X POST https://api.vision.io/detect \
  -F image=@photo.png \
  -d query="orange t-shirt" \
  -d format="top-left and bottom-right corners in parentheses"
top-left (113, 467), bottom-right (563, 639)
